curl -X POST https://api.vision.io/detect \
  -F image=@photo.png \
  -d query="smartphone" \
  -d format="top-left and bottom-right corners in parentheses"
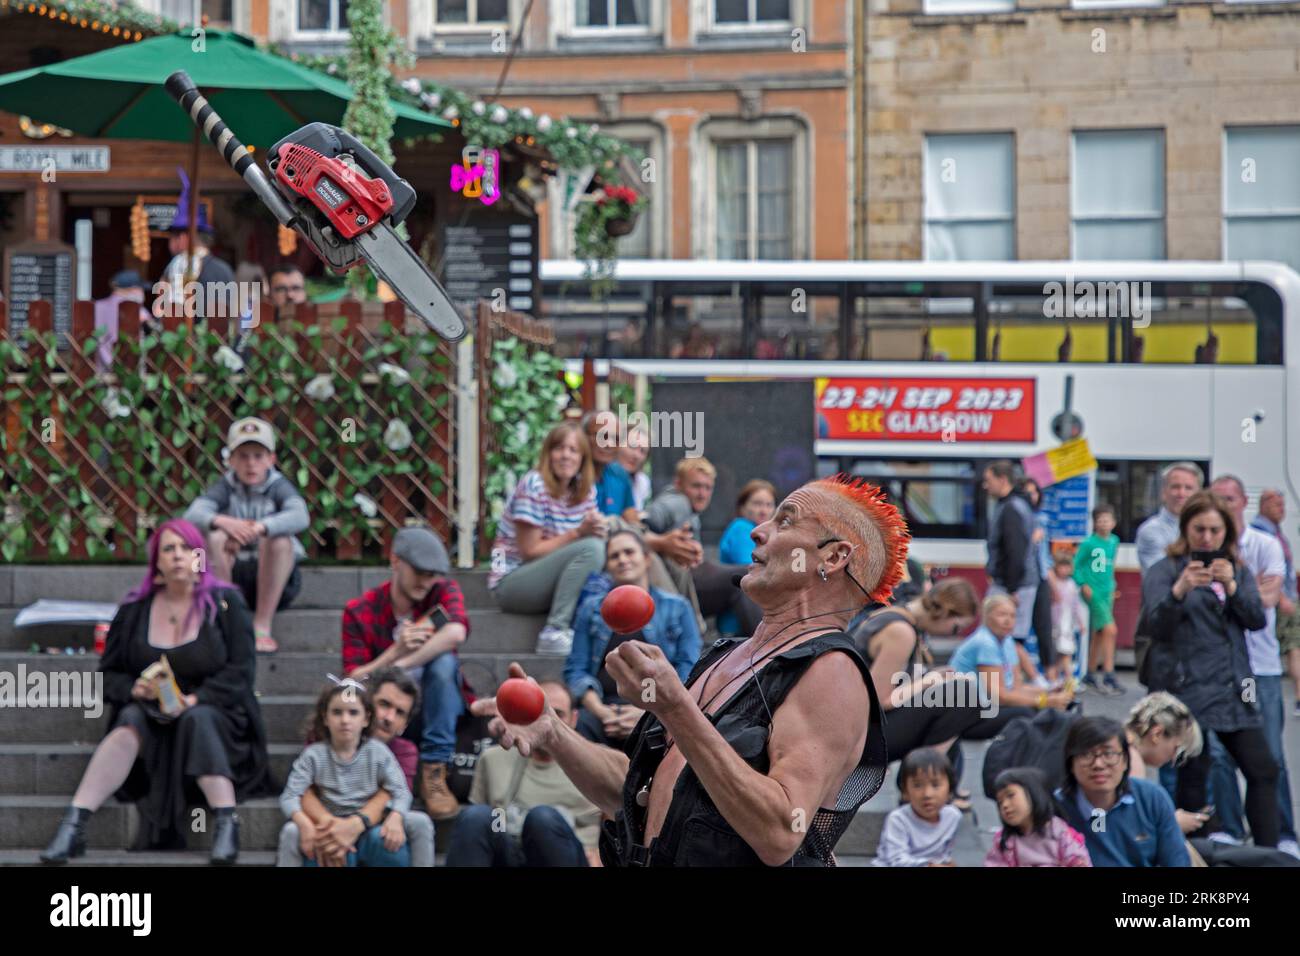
top-left (428, 605), bottom-right (450, 631)
top-left (1200, 804), bottom-right (1216, 817)
top-left (1190, 550), bottom-right (1226, 565)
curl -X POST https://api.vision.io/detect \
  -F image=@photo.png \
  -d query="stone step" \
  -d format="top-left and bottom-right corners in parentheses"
top-left (0, 693), bottom-right (314, 745)
top-left (3, 605), bottom-right (545, 657)
top-left (4, 793), bottom-right (461, 856)
top-left (0, 565), bottom-right (500, 611)
top-left (0, 848), bottom-right (279, 866)
top-left (0, 786), bottom-right (897, 858)
top-left (0, 743), bottom-right (301, 796)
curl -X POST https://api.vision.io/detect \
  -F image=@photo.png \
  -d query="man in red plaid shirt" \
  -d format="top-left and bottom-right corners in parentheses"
top-left (342, 527), bottom-right (470, 820)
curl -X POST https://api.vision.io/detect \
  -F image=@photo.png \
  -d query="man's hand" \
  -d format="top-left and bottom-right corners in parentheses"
top-left (317, 814), bottom-right (365, 860)
top-left (602, 704), bottom-right (644, 740)
top-left (215, 515), bottom-right (261, 548)
top-left (380, 812), bottom-right (405, 852)
top-left (397, 619), bottom-right (432, 655)
top-left (471, 663), bottom-right (561, 757)
top-left (657, 526), bottom-right (702, 567)
top-left (131, 677), bottom-right (157, 701)
top-left (604, 641), bottom-right (690, 720)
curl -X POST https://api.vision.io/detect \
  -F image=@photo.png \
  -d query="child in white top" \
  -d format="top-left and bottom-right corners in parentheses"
top-left (874, 749), bottom-right (962, 867)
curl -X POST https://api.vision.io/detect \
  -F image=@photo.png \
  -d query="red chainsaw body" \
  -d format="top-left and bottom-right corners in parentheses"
top-left (272, 143), bottom-right (393, 241)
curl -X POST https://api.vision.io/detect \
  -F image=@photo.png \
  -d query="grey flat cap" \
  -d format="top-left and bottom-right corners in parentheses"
top-left (392, 527), bottom-right (451, 575)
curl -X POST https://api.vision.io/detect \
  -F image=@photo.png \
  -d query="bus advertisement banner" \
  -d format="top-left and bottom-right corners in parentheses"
top-left (814, 377), bottom-right (1036, 442)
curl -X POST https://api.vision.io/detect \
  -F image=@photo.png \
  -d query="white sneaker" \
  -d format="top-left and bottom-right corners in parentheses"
top-left (535, 626), bottom-right (573, 656)
top-left (1207, 831), bottom-right (1244, 847)
top-left (1277, 839), bottom-right (1300, 859)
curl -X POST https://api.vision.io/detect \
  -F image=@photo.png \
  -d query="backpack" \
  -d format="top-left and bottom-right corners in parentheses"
top-left (981, 708), bottom-right (1080, 799)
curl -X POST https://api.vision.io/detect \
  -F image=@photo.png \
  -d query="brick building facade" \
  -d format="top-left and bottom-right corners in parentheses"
top-left (859, 0), bottom-right (1300, 269)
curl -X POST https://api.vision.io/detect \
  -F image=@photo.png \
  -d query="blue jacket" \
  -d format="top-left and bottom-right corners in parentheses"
top-left (565, 585), bottom-right (701, 705)
top-left (1054, 777), bottom-right (1190, 867)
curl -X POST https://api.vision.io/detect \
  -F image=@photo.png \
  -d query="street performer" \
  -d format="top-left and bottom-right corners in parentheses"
top-left (473, 474), bottom-right (906, 866)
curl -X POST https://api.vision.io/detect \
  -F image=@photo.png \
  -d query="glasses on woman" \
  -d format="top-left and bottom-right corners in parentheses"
top-left (1075, 748), bottom-right (1124, 768)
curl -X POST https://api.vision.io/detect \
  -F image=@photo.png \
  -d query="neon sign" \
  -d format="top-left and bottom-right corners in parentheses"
top-left (450, 146), bottom-right (500, 206)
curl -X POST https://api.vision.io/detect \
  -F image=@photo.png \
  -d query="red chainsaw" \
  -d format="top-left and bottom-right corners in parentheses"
top-left (164, 70), bottom-right (466, 341)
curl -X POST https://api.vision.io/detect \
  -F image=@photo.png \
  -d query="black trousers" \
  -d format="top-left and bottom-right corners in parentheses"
top-left (1177, 725), bottom-right (1280, 848)
top-left (691, 561), bottom-right (762, 636)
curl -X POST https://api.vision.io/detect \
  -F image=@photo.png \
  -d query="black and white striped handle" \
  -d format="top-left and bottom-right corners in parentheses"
top-left (165, 70), bottom-right (298, 226)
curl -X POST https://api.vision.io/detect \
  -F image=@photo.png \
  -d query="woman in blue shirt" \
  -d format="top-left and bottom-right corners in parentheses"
top-left (566, 530), bottom-right (701, 747)
top-left (1054, 716), bottom-right (1189, 867)
top-left (716, 480), bottom-right (776, 635)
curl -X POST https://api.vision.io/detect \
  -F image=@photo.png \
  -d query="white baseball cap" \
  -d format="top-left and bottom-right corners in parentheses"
top-left (226, 417), bottom-right (276, 454)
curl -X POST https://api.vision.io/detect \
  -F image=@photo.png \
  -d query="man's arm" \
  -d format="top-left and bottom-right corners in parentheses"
top-left (658, 652), bottom-right (870, 867)
top-left (1000, 506), bottom-right (1030, 592)
top-left (1256, 537), bottom-right (1285, 610)
top-left (393, 622), bottom-right (467, 669)
top-left (259, 479), bottom-right (310, 538)
top-left (183, 478), bottom-right (230, 533)
top-left (539, 716), bottom-right (631, 818)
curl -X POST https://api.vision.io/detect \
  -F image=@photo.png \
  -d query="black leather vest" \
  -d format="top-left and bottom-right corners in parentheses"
top-left (599, 631), bottom-right (887, 867)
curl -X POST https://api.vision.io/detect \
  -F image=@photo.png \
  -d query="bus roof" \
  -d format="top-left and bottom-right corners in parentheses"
top-left (540, 258), bottom-right (1300, 290)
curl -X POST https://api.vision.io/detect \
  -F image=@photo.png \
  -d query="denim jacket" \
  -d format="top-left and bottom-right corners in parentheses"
top-left (565, 585), bottom-right (701, 705)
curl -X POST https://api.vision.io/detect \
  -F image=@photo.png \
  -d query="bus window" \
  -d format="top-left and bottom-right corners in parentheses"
top-left (850, 295), bottom-right (975, 362)
top-left (1127, 292), bottom-right (1259, 365)
top-left (1095, 459), bottom-right (1211, 541)
top-left (665, 293), bottom-right (744, 358)
top-left (846, 459), bottom-right (979, 538)
top-left (756, 289), bottom-right (842, 359)
top-left (986, 287), bottom-right (1110, 362)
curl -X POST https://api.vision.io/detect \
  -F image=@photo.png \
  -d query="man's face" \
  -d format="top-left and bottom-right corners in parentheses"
top-left (678, 469), bottom-right (715, 513)
top-left (270, 270), bottom-right (307, 308)
top-left (1261, 493), bottom-right (1286, 525)
top-left (982, 469), bottom-right (1010, 498)
top-left (230, 443), bottom-right (274, 486)
top-left (1210, 479), bottom-right (1246, 527)
top-left (745, 488), bottom-right (829, 601)
top-left (168, 232), bottom-right (188, 256)
top-left (1163, 468), bottom-right (1200, 516)
top-left (370, 683), bottom-right (415, 743)
top-left (392, 556), bottom-right (440, 605)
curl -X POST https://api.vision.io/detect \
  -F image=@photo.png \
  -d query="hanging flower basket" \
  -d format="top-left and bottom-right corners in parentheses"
top-left (606, 215), bottom-right (636, 237)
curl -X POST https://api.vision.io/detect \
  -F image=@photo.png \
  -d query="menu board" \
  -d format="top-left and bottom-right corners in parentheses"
top-left (441, 212), bottom-right (539, 317)
top-left (4, 241), bottom-right (76, 342)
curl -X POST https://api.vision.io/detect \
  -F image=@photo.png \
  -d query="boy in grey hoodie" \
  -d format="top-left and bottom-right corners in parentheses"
top-left (184, 416), bottom-right (309, 653)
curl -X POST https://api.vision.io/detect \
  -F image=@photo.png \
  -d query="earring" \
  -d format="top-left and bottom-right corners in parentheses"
top-left (818, 568), bottom-right (828, 582)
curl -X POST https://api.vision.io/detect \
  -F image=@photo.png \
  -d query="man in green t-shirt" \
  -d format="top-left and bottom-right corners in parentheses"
top-left (1074, 503), bottom-right (1121, 697)
top-left (446, 682), bottom-right (602, 866)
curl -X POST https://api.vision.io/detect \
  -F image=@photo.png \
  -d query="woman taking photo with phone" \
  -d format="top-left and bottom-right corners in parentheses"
top-left (1141, 490), bottom-right (1281, 847)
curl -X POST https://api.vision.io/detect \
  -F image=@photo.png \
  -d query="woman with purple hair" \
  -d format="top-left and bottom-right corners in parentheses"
top-left (41, 519), bottom-right (273, 865)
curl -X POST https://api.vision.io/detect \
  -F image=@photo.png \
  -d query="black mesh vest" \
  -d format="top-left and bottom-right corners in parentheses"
top-left (599, 630), bottom-right (888, 867)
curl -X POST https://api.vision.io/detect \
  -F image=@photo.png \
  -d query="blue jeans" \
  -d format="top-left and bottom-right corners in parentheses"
top-left (303, 825), bottom-right (411, 867)
top-left (1206, 678), bottom-right (1295, 843)
top-left (444, 804), bottom-right (588, 867)
top-left (406, 652), bottom-right (463, 764)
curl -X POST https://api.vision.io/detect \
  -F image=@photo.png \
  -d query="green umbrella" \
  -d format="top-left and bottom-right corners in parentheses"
top-left (0, 29), bottom-right (448, 143)
top-left (0, 29), bottom-right (450, 278)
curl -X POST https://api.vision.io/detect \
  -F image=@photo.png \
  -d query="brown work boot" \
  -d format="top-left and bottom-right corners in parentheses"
top-left (419, 762), bottom-right (461, 820)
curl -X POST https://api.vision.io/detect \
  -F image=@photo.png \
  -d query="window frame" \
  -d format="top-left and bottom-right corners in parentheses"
top-left (566, 0), bottom-right (657, 36)
top-left (699, 118), bottom-right (807, 261)
top-left (432, 0), bottom-right (513, 34)
top-left (703, 0), bottom-right (796, 34)
top-left (922, 132), bottom-right (1017, 262)
top-left (1070, 128), bottom-right (1167, 261)
top-left (921, 0), bottom-right (1015, 15)
top-left (1222, 124), bottom-right (1300, 271)
top-left (292, 0), bottom-right (349, 38)
top-left (1070, 0), bottom-right (1165, 9)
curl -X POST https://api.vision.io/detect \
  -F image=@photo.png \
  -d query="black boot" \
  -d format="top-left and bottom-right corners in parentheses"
top-left (210, 807), bottom-right (239, 865)
top-left (41, 806), bottom-right (91, 864)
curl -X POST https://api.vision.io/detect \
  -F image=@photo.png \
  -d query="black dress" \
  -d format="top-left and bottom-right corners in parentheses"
top-left (98, 586), bottom-right (274, 849)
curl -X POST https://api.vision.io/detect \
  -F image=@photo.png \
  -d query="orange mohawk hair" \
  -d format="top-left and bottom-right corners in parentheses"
top-left (811, 474), bottom-right (912, 604)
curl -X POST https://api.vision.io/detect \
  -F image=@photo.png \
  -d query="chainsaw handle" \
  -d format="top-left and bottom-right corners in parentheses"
top-left (165, 70), bottom-right (298, 227)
